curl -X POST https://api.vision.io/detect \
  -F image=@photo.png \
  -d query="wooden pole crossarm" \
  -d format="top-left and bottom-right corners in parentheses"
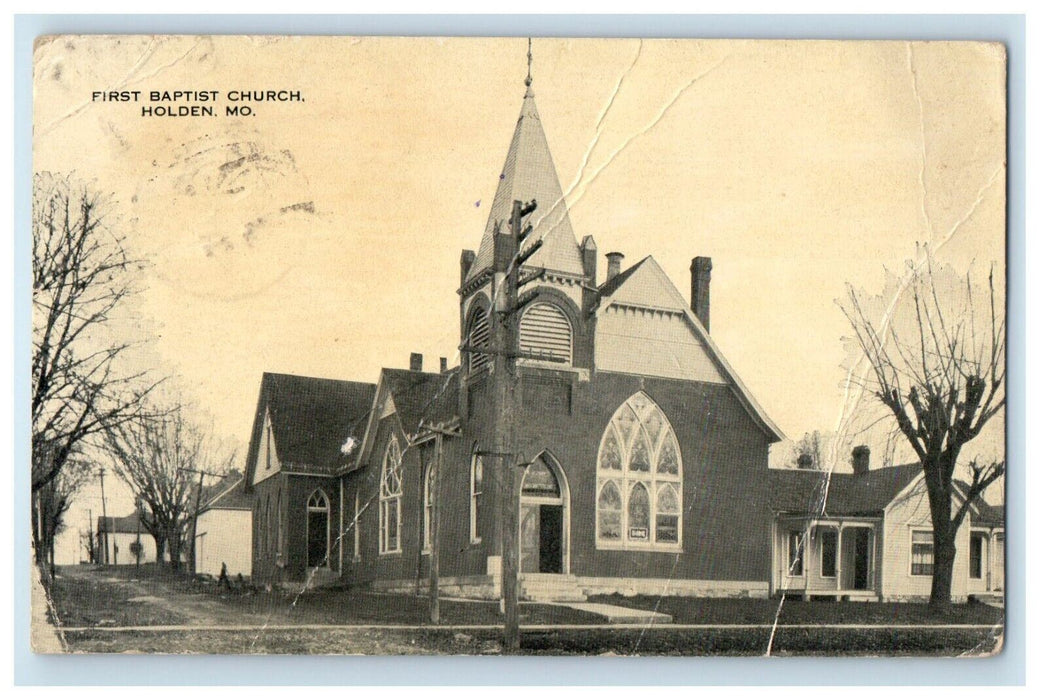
top-left (517, 267), bottom-right (546, 288)
top-left (502, 288), bottom-right (541, 317)
top-left (513, 239), bottom-right (543, 267)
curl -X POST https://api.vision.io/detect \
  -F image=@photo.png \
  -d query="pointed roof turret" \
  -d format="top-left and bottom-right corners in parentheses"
top-left (467, 47), bottom-right (584, 282)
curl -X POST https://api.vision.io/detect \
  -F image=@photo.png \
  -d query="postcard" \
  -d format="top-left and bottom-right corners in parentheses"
top-left (30, 35), bottom-right (1006, 656)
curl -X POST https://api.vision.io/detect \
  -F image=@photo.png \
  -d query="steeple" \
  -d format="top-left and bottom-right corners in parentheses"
top-left (466, 40), bottom-right (584, 283)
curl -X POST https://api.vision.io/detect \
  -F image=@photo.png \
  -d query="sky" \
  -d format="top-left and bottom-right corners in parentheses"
top-left (32, 37), bottom-right (1007, 562)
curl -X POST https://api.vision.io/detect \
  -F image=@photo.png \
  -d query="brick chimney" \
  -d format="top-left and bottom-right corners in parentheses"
top-left (851, 445), bottom-right (871, 476)
top-left (410, 353), bottom-right (423, 372)
top-left (690, 256), bottom-right (713, 331)
top-left (439, 357), bottom-right (448, 373)
top-left (606, 252), bottom-right (624, 281)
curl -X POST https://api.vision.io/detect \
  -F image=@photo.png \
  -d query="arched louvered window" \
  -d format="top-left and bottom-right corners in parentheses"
top-left (379, 437), bottom-right (403, 554)
top-left (466, 305), bottom-right (492, 374)
top-left (519, 302), bottom-right (572, 364)
top-left (596, 392), bottom-right (683, 549)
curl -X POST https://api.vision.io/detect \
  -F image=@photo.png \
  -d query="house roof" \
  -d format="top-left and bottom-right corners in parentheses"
top-left (203, 478), bottom-right (253, 511)
top-left (769, 463), bottom-right (924, 517)
top-left (467, 86), bottom-right (584, 282)
top-left (954, 480), bottom-right (1005, 528)
top-left (97, 512), bottom-right (147, 534)
top-left (244, 372), bottom-right (376, 481)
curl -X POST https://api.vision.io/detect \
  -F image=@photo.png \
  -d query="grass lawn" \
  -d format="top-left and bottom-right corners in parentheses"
top-left (587, 594), bottom-right (1004, 626)
top-left (49, 566), bottom-right (1004, 656)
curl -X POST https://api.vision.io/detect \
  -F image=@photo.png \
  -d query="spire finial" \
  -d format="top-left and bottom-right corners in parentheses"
top-left (525, 37), bottom-right (533, 89)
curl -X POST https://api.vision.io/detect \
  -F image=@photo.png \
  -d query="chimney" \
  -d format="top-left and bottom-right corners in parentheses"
top-left (606, 252), bottom-right (624, 281)
top-left (460, 249), bottom-right (476, 287)
top-left (410, 353), bottom-right (423, 372)
top-left (439, 357), bottom-right (448, 373)
top-left (851, 445), bottom-right (871, 476)
top-left (690, 256), bottom-right (713, 331)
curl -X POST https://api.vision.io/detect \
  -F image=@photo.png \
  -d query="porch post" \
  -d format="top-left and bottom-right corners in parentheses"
top-left (835, 524), bottom-right (842, 592)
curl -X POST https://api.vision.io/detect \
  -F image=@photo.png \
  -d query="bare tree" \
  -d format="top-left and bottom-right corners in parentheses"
top-left (840, 256), bottom-right (1004, 607)
top-left (32, 173), bottom-right (157, 494)
top-left (32, 450), bottom-right (92, 577)
top-left (103, 404), bottom-right (235, 572)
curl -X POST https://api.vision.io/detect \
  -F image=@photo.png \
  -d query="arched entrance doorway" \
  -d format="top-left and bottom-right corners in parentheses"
top-left (519, 453), bottom-right (569, 574)
top-left (306, 489), bottom-right (330, 568)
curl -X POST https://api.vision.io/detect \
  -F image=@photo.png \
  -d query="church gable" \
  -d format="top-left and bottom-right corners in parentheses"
top-left (251, 408), bottom-right (280, 486)
top-left (594, 257), bottom-right (727, 384)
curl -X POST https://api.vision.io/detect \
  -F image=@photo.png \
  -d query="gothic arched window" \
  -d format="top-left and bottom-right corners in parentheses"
top-left (306, 489), bottom-right (330, 568)
top-left (379, 437), bottom-right (403, 554)
top-left (422, 456), bottom-right (435, 552)
top-left (519, 302), bottom-right (572, 364)
top-left (466, 305), bottom-right (492, 374)
top-left (470, 447), bottom-right (483, 544)
top-left (596, 393), bottom-right (682, 548)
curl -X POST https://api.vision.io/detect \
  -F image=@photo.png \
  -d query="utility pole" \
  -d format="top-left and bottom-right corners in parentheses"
top-left (98, 468), bottom-right (109, 566)
top-left (180, 467), bottom-right (226, 576)
top-left (134, 495), bottom-right (142, 574)
top-left (494, 198), bottom-right (540, 652)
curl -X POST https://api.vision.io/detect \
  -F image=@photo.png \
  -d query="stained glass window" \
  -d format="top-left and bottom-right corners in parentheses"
top-left (379, 437), bottom-right (402, 554)
top-left (596, 392), bottom-right (682, 548)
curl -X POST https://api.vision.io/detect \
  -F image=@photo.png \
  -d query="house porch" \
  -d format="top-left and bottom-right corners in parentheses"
top-left (774, 516), bottom-right (880, 601)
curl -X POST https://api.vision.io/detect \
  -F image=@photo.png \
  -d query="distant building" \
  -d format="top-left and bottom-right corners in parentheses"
top-left (96, 512), bottom-right (154, 566)
top-left (197, 478), bottom-right (253, 578)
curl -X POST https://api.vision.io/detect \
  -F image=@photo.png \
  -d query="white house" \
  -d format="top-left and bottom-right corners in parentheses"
top-left (769, 448), bottom-right (1004, 603)
top-left (197, 479), bottom-right (253, 578)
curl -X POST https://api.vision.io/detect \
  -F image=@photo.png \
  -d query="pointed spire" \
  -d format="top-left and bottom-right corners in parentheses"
top-left (525, 37), bottom-right (534, 96)
top-left (465, 39), bottom-right (584, 283)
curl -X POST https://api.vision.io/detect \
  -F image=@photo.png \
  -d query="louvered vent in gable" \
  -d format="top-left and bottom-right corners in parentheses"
top-left (519, 302), bottom-right (572, 364)
top-left (467, 307), bottom-right (492, 373)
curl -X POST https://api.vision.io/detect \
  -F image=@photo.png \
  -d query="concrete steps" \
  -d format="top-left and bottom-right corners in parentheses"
top-left (519, 573), bottom-right (587, 602)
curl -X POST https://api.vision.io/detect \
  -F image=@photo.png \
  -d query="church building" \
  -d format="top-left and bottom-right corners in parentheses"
top-left (239, 67), bottom-right (1002, 603)
top-left (242, 68), bottom-right (786, 600)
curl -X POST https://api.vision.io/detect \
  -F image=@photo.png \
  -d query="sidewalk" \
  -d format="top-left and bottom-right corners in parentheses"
top-left (30, 566), bottom-right (66, 653)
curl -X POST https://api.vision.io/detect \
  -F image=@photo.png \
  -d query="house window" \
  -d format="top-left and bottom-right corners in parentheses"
top-left (911, 530), bottom-right (934, 576)
top-left (821, 530), bottom-right (837, 577)
top-left (788, 531), bottom-right (805, 576)
top-left (379, 437), bottom-right (403, 554)
top-left (470, 450), bottom-right (483, 544)
top-left (596, 392), bottom-right (682, 549)
top-left (306, 490), bottom-right (330, 568)
top-left (969, 534), bottom-right (983, 579)
top-left (466, 305), bottom-right (492, 374)
top-left (518, 302), bottom-right (572, 364)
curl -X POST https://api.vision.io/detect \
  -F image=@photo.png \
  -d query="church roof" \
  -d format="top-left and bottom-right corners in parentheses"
top-left (380, 367), bottom-right (460, 436)
top-left (467, 87), bottom-right (584, 282)
top-left (244, 372), bottom-right (376, 480)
